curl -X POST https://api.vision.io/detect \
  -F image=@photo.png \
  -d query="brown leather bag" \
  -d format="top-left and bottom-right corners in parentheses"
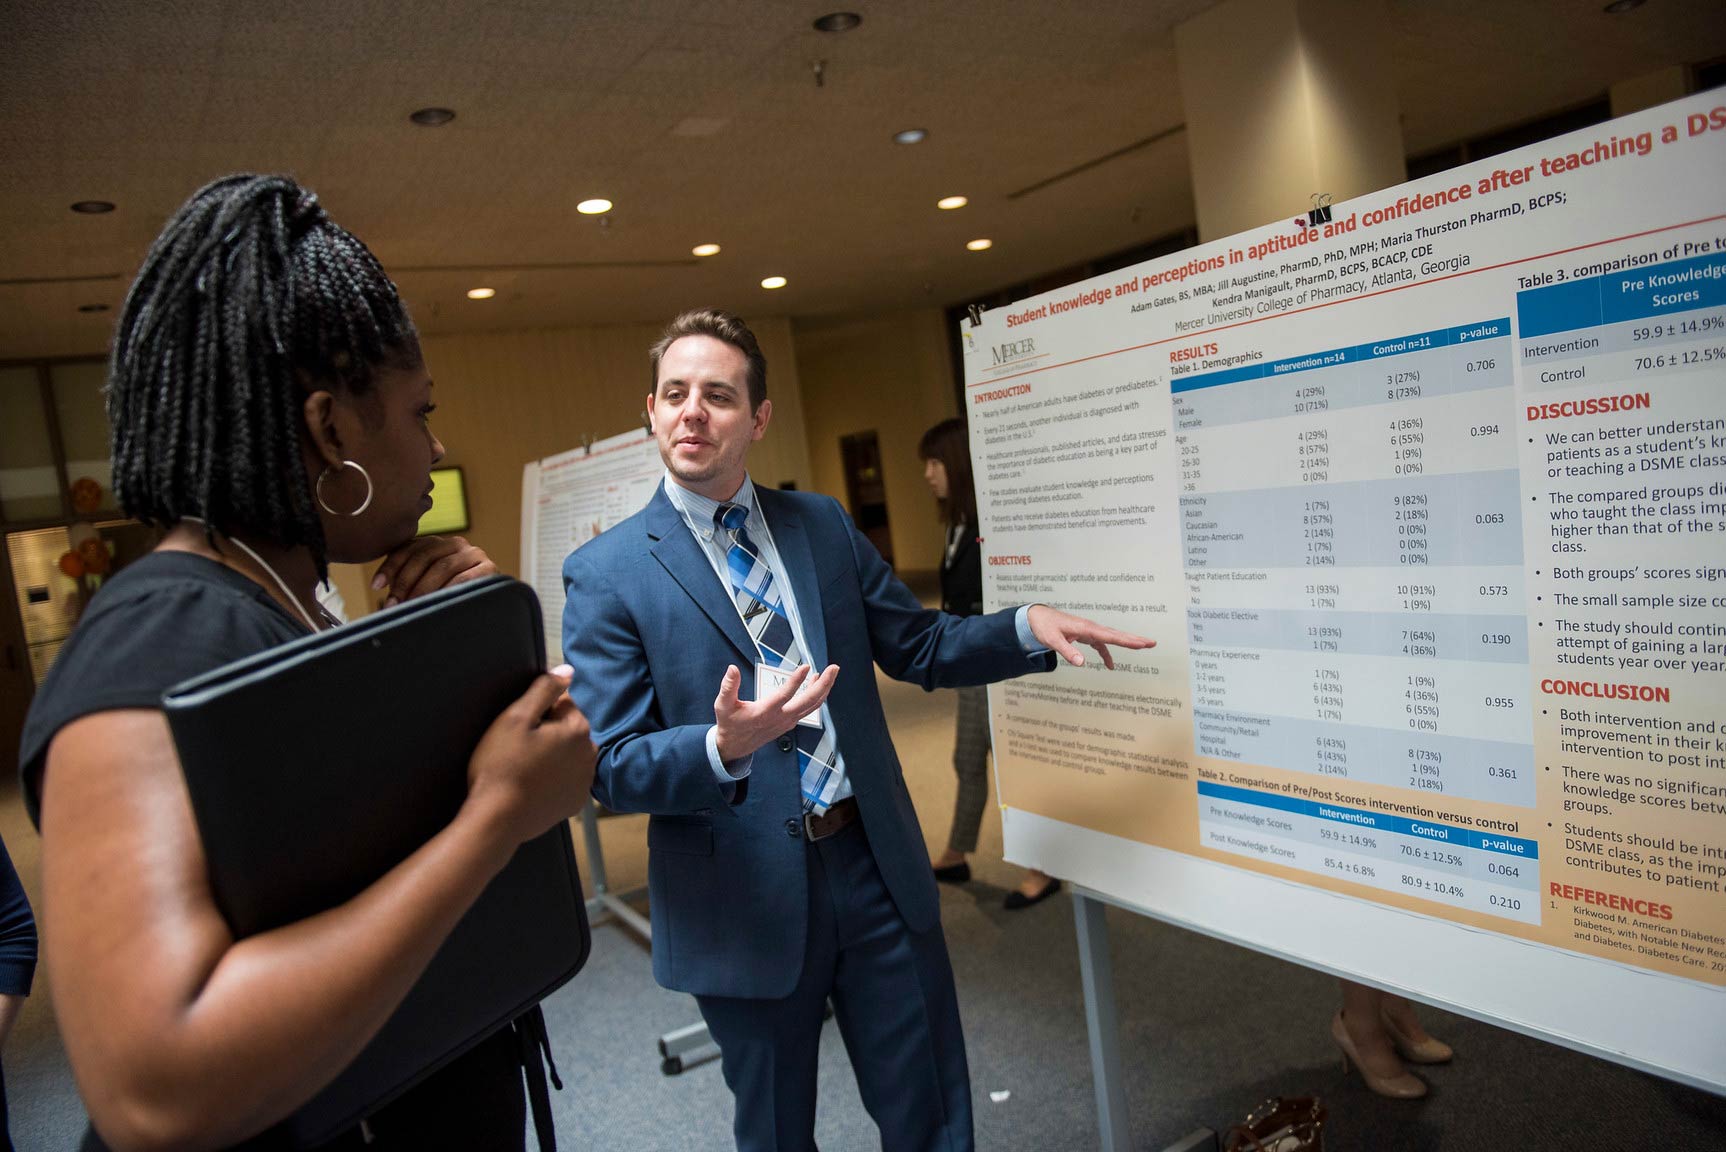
top-left (1222, 1096), bottom-right (1326, 1152)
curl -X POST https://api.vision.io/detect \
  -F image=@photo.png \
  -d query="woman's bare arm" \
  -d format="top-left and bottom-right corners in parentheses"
top-left (0, 994), bottom-right (22, 1051)
top-left (41, 672), bottom-right (591, 1152)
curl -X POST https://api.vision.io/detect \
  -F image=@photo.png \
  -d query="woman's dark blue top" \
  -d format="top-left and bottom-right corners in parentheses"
top-left (0, 835), bottom-right (32, 998)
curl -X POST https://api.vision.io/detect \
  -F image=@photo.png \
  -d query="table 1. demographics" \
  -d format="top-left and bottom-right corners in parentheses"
top-left (1173, 316), bottom-right (1541, 922)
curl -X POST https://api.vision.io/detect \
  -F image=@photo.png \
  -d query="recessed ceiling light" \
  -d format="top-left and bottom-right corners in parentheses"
top-left (966, 239), bottom-right (993, 252)
top-left (893, 129), bottom-right (927, 145)
top-left (761, 276), bottom-right (788, 290)
top-left (937, 196), bottom-right (968, 210)
top-left (577, 198), bottom-right (613, 215)
top-left (692, 243), bottom-right (722, 257)
top-left (409, 107), bottom-right (456, 127)
top-left (1602, 0), bottom-right (1643, 12)
top-left (466, 287), bottom-right (496, 300)
top-left (78, 303), bottom-right (110, 312)
top-left (70, 200), bottom-right (115, 214)
top-left (813, 12), bottom-right (861, 32)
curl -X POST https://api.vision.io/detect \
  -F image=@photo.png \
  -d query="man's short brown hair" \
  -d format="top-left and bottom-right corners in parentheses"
top-left (648, 308), bottom-right (768, 411)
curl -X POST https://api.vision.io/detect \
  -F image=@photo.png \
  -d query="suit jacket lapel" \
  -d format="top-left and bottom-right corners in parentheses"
top-left (758, 489), bottom-right (829, 671)
top-left (645, 486), bottom-right (758, 666)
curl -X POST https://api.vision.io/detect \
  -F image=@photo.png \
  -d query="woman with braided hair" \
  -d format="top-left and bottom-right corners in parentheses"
top-left (19, 175), bottom-right (597, 1150)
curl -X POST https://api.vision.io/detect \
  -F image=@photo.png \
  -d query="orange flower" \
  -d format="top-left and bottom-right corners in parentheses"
top-left (78, 537), bottom-right (110, 575)
top-left (70, 476), bottom-right (103, 515)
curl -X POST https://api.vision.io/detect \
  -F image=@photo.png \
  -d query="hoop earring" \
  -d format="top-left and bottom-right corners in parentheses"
top-left (316, 460), bottom-right (374, 517)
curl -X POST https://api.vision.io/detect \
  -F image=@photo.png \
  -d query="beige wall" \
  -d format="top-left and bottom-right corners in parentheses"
top-left (793, 308), bottom-right (959, 574)
top-left (1176, 0), bottom-right (1405, 241)
top-left (1610, 66), bottom-right (1690, 118)
top-left (416, 317), bottom-right (812, 581)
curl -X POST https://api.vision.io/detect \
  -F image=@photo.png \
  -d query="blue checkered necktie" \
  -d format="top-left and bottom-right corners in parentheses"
top-left (716, 501), bottom-right (845, 814)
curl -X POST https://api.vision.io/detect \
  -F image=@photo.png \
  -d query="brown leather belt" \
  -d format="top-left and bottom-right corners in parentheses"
top-left (802, 796), bottom-right (860, 841)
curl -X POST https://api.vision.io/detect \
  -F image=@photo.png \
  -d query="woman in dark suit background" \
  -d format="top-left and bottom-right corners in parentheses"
top-left (919, 419), bottom-right (1059, 909)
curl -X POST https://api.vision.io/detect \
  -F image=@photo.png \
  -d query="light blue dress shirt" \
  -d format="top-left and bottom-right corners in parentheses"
top-left (661, 474), bottom-right (1043, 793)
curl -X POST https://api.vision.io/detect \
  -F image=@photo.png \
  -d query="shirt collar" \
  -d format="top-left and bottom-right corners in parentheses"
top-left (664, 471), bottom-right (757, 535)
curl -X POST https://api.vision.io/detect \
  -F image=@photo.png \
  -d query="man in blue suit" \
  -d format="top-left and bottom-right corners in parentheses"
top-left (562, 309), bottom-right (1152, 1151)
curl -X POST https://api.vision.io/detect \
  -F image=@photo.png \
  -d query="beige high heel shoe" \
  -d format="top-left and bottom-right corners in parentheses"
top-left (1380, 1008), bottom-right (1454, 1065)
top-left (1331, 1011), bottom-right (1427, 1099)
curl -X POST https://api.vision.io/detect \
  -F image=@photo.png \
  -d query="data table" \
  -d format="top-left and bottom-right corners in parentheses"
top-left (1195, 781), bottom-right (1541, 924)
top-left (1516, 251), bottom-right (1726, 396)
top-left (1173, 319), bottom-right (1536, 807)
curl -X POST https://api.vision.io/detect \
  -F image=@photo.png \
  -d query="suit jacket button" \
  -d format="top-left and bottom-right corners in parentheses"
top-left (785, 818), bottom-right (801, 838)
top-left (777, 735), bottom-right (794, 752)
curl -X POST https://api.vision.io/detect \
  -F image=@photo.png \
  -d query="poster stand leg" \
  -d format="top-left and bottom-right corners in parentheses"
top-left (577, 803), bottom-right (719, 1074)
top-left (1074, 886), bottom-right (1223, 1152)
top-left (1074, 887), bottom-right (1131, 1151)
top-left (579, 801), bottom-right (651, 938)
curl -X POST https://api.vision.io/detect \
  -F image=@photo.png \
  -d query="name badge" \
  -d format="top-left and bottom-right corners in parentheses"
top-left (756, 662), bottom-right (824, 728)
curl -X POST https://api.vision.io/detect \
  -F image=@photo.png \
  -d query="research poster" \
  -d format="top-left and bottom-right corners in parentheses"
top-left (520, 428), bottom-right (662, 659)
top-left (965, 90), bottom-right (1726, 1015)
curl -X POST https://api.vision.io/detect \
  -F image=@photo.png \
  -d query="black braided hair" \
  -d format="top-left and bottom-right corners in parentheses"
top-left (107, 174), bottom-right (419, 580)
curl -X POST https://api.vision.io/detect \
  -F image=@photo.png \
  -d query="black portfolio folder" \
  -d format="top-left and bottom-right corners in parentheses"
top-left (162, 576), bottom-right (589, 1146)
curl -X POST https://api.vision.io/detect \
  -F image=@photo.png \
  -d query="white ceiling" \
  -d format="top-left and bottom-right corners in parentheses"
top-left (2, 0), bottom-right (1723, 359)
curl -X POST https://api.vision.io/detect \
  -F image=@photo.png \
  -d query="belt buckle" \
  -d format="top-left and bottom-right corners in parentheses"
top-left (803, 799), bottom-right (855, 841)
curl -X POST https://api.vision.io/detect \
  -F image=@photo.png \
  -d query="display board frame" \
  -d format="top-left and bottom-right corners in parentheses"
top-left (964, 89), bottom-right (1726, 1104)
top-left (1014, 811), bottom-right (1722, 1098)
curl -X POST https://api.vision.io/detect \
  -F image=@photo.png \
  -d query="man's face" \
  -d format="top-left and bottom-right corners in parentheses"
top-left (649, 334), bottom-right (771, 500)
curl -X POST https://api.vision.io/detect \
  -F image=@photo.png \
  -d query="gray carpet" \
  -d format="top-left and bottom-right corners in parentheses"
top-left (6, 664), bottom-right (1724, 1149)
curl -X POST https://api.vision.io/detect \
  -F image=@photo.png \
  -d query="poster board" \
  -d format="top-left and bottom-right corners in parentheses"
top-left (520, 428), bottom-right (662, 660)
top-left (965, 91), bottom-right (1726, 1091)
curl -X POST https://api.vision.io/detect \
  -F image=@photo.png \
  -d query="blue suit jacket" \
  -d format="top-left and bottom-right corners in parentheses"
top-left (561, 484), bottom-right (1054, 998)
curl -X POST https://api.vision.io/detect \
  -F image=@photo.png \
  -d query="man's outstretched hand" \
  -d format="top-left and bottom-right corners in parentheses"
top-left (713, 663), bottom-right (840, 762)
top-left (1026, 605), bottom-right (1155, 669)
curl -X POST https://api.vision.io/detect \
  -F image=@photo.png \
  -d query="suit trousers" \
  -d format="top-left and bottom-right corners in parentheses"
top-left (694, 819), bottom-right (973, 1152)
